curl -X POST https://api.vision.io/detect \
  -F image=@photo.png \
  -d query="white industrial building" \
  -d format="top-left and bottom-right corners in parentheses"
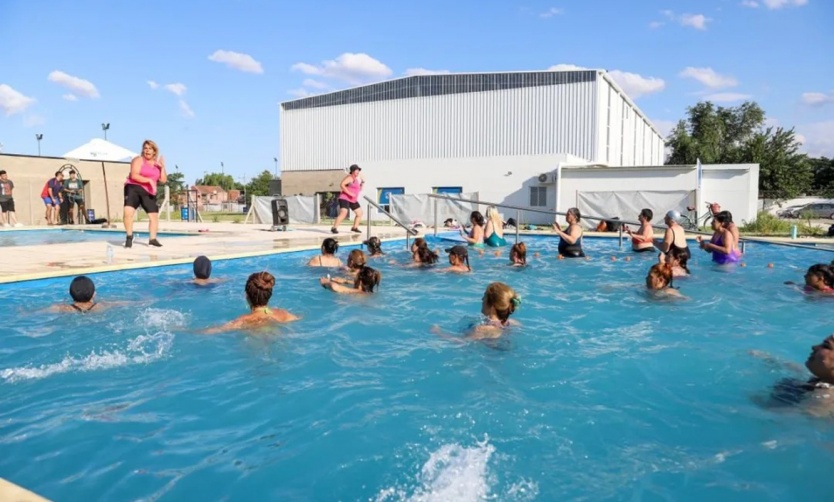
top-left (279, 70), bottom-right (759, 225)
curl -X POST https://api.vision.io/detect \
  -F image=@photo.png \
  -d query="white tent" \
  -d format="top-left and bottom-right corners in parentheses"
top-left (63, 138), bottom-right (138, 162)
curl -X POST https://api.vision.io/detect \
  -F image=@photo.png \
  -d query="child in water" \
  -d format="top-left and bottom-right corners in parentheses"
top-left (432, 282), bottom-right (522, 341)
top-left (320, 265), bottom-right (381, 295)
top-left (202, 271), bottom-right (299, 333)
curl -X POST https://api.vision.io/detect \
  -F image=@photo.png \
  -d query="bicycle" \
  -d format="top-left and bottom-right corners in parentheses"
top-left (680, 201), bottom-right (720, 231)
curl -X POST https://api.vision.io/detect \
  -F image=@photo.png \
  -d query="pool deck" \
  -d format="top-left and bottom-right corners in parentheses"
top-left (0, 478), bottom-right (50, 502)
top-left (1, 223), bottom-right (833, 284)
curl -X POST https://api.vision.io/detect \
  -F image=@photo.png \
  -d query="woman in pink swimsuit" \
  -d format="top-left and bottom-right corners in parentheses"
top-left (331, 164), bottom-right (364, 234)
top-left (123, 139), bottom-right (167, 248)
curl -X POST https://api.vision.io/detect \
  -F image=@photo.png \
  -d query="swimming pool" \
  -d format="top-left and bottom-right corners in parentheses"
top-left (1, 235), bottom-right (832, 500)
top-left (0, 229), bottom-right (190, 247)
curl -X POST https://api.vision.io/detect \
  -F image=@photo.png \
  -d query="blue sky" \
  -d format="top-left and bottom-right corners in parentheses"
top-left (1, 0), bottom-right (832, 184)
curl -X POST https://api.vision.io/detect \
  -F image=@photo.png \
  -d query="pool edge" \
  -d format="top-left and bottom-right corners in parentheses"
top-left (0, 478), bottom-right (50, 502)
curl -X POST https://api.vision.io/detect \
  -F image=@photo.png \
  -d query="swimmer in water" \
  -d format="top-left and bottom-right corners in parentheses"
top-left (308, 238), bottom-right (343, 267)
top-left (696, 213), bottom-right (741, 265)
top-left (509, 242), bottom-right (527, 266)
top-left (320, 265), bottom-right (381, 294)
top-left (802, 264), bottom-right (834, 293)
top-left (645, 263), bottom-right (683, 298)
top-left (756, 335), bottom-right (834, 417)
top-left (191, 255), bottom-right (225, 285)
top-left (345, 249), bottom-right (367, 275)
top-left (444, 245), bottom-right (471, 273)
top-left (49, 276), bottom-right (124, 313)
top-left (363, 236), bottom-right (385, 257)
top-left (660, 246), bottom-right (691, 278)
top-left (202, 271), bottom-right (298, 333)
top-left (553, 207), bottom-right (584, 258)
top-left (624, 208), bottom-right (656, 253)
top-left (432, 282), bottom-right (522, 341)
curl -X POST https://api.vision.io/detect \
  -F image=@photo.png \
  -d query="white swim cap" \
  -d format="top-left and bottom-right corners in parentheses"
top-left (665, 210), bottom-right (681, 221)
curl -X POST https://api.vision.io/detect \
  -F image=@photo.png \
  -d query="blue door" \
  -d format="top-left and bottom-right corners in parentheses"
top-left (433, 186), bottom-right (463, 195)
top-left (377, 187), bottom-right (405, 212)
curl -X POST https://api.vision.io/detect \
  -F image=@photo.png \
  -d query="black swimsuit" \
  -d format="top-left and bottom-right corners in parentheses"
top-left (71, 302), bottom-right (97, 313)
top-left (558, 225), bottom-right (585, 258)
top-left (667, 227), bottom-right (691, 260)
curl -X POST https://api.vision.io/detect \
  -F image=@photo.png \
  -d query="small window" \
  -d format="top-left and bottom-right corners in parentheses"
top-left (377, 187), bottom-right (404, 213)
top-left (433, 186), bottom-right (463, 195)
top-left (530, 186), bottom-right (547, 207)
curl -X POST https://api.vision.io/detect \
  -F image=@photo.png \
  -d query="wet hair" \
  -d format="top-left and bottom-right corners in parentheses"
top-left (646, 263), bottom-right (674, 290)
top-left (567, 207), bottom-right (581, 221)
top-left (69, 276), bottom-right (96, 302)
top-left (193, 255), bottom-right (212, 279)
top-left (807, 264), bottom-right (834, 289)
top-left (355, 266), bottom-right (381, 293)
top-left (417, 246), bottom-right (439, 265)
top-left (639, 208), bottom-right (653, 221)
top-left (412, 237), bottom-right (428, 250)
top-left (484, 282), bottom-right (521, 324)
top-left (322, 238), bottom-right (339, 255)
top-left (245, 271), bottom-right (275, 308)
top-left (510, 242), bottom-right (527, 265)
top-left (365, 236), bottom-right (384, 255)
top-left (447, 246), bottom-right (471, 271)
top-left (667, 246), bottom-right (691, 275)
top-left (347, 249), bottom-right (367, 270)
top-left (717, 210), bottom-right (734, 225)
top-left (469, 211), bottom-right (485, 227)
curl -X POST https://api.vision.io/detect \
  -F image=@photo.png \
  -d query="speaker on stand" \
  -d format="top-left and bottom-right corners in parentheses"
top-left (270, 198), bottom-right (289, 232)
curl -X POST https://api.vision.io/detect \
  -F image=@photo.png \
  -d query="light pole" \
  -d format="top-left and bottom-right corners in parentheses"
top-left (101, 123), bottom-right (110, 140)
top-left (35, 134), bottom-right (43, 156)
top-left (220, 162), bottom-right (224, 176)
top-left (273, 157), bottom-right (278, 178)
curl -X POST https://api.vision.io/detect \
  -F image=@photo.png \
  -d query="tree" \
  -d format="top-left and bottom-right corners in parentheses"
top-left (666, 100), bottom-right (810, 199)
top-left (246, 170), bottom-right (274, 197)
top-left (810, 157), bottom-right (834, 194)
top-left (195, 172), bottom-right (236, 191)
top-left (163, 171), bottom-right (186, 194)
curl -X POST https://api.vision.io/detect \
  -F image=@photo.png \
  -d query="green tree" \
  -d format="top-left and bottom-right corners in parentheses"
top-left (666, 100), bottom-right (810, 199)
top-left (810, 157), bottom-right (834, 194)
top-left (246, 170), bottom-right (274, 197)
top-left (196, 172), bottom-right (236, 191)
top-left (163, 171), bottom-right (186, 194)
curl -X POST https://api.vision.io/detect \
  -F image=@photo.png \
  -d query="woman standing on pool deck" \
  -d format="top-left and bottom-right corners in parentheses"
top-left (203, 272), bottom-right (299, 333)
top-left (697, 213), bottom-right (741, 265)
top-left (483, 206), bottom-right (508, 247)
top-left (123, 140), bottom-right (166, 248)
top-left (459, 211), bottom-right (485, 246)
top-left (331, 164), bottom-right (364, 234)
top-left (553, 207), bottom-right (584, 258)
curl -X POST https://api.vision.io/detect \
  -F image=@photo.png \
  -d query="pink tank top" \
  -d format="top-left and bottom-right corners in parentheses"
top-left (338, 177), bottom-right (361, 203)
top-left (125, 159), bottom-right (161, 196)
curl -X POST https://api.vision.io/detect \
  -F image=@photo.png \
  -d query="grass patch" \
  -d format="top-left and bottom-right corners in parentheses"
top-left (739, 212), bottom-right (792, 235)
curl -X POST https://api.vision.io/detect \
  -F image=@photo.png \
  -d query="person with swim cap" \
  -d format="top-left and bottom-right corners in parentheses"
top-left (49, 276), bottom-right (125, 313)
top-left (191, 256), bottom-right (223, 285)
top-left (203, 271), bottom-right (299, 333)
top-left (654, 210), bottom-right (691, 260)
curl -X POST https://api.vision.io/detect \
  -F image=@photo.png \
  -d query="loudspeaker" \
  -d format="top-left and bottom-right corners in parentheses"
top-left (268, 179), bottom-right (282, 196)
top-left (271, 198), bottom-right (289, 230)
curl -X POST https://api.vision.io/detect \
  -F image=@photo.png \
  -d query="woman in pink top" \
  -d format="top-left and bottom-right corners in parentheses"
top-left (331, 164), bottom-right (364, 234)
top-left (123, 139), bottom-right (167, 248)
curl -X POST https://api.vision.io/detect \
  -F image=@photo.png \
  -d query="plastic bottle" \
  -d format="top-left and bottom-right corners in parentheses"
top-left (106, 244), bottom-right (114, 264)
top-left (791, 225), bottom-right (798, 240)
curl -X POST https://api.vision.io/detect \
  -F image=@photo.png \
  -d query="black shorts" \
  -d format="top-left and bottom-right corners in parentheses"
top-left (338, 199), bottom-right (360, 211)
top-left (124, 184), bottom-right (159, 213)
top-left (0, 199), bottom-right (14, 212)
top-left (633, 247), bottom-right (655, 253)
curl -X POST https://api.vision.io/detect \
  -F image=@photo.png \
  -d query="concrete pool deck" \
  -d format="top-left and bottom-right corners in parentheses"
top-left (0, 478), bottom-right (50, 502)
top-left (2, 222), bottom-right (833, 284)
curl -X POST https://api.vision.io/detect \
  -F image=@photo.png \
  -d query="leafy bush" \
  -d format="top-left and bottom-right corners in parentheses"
top-left (212, 215), bottom-right (220, 223)
top-left (739, 211), bottom-right (792, 235)
top-left (232, 216), bottom-right (242, 224)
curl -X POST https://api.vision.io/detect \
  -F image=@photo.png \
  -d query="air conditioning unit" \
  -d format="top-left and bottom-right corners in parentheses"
top-left (537, 173), bottom-right (548, 183)
top-left (537, 173), bottom-right (557, 184)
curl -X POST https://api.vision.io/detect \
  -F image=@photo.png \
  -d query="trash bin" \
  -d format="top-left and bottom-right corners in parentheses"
top-left (181, 207), bottom-right (189, 221)
top-left (86, 209), bottom-right (95, 222)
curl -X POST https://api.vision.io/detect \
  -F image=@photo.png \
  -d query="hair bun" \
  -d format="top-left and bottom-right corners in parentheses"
top-left (254, 272), bottom-right (275, 289)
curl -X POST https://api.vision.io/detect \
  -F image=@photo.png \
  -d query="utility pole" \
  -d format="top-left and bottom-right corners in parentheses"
top-left (35, 134), bottom-right (43, 156)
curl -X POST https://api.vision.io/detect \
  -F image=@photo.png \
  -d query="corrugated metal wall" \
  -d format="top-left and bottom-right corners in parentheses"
top-left (281, 81), bottom-right (598, 171)
top-left (596, 77), bottom-right (665, 166)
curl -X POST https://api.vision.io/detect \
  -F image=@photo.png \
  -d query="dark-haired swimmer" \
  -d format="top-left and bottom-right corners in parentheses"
top-left (49, 276), bottom-right (127, 313)
top-left (553, 207), bottom-right (584, 258)
top-left (320, 265), bottom-right (381, 294)
top-left (363, 236), bottom-right (385, 257)
top-left (203, 271), bottom-right (298, 333)
top-left (444, 245), bottom-right (471, 273)
top-left (308, 238), bottom-right (343, 267)
top-left (191, 255), bottom-right (227, 285)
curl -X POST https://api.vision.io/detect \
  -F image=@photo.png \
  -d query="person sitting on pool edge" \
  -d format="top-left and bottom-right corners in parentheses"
top-left (432, 282), bottom-right (521, 341)
top-left (308, 238), bottom-right (343, 267)
top-left (320, 265), bottom-right (381, 294)
top-left (50, 276), bottom-right (120, 313)
top-left (645, 263), bottom-right (682, 298)
top-left (202, 271), bottom-right (298, 333)
top-left (364, 236), bottom-right (385, 257)
top-left (444, 245), bottom-right (471, 273)
top-left (625, 208), bottom-right (655, 253)
top-left (553, 207), bottom-right (584, 258)
top-left (509, 242), bottom-right (527, 266)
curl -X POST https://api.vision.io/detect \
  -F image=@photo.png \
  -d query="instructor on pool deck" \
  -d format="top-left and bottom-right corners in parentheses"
top-left (123, 140), bottom-right (166, 248)
top-left (331, 164), bottom-right (364, 234)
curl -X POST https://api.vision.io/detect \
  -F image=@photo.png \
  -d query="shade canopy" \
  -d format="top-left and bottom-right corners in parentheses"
top-left (63, 138), bottom-right (138, 162)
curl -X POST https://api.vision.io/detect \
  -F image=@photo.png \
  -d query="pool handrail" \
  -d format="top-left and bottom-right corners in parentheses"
top-left (362, 196), bottom-right (419, 250)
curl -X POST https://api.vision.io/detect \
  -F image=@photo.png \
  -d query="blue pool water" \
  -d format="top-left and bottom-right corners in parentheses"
top-left (1, 235), bottom-right (833, 501)
top-left (0, 229), bottom-right (189, 247)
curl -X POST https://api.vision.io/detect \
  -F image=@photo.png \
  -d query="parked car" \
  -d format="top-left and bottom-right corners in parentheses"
top-left (786, 202), bottom-right (834, 219)
top-left (778, 205), bottom-right (804, 218)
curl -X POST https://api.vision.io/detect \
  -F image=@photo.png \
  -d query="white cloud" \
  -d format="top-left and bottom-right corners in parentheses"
top-left (208, 50), bottom-right (264, 74)
top-left (741, 0), bottom-right (759, 7)
top-left (403, 68), bottom-right (452, 77)
top-left (548, 64), bottom-right (588, 71)
top-left (62, 94), bottom-right (77, 101)
top-left (288, 88), bottom-right (314, 98)
top-left (649, 21), bottom-right (664, 28)
top-left (164, 83), bottom-right (187, 96)
top-left (662, 10), bottom-right (712, 30)
top-left (539, 7), bottom-right (563, 18)
top-left (47, 70), bottom-right (99, 98)
top-left (178, 100), bottom-right (195, 118)
top-left (147, 80), bottom-right (159, 89)
top-left (703, 92), bottom-right (753, 102)
top-left (679, 67), bottom-right (738, 89)
top-left (762, 0), bottom-right (807, 8)
top-left (801, 91), bottom-right (834, 106)
top-left (0, 84), bottom-right (36, 116)
top-left (23, 114), bottom-right (45, 128)
top-left (797, 120), bottom-right (834, 157)
top-left (608, 70), bottom-right (666, 99)
top-left (291, 52), bottom-right (393, 85)
top-left (302, 79), bottom-right (329, 89)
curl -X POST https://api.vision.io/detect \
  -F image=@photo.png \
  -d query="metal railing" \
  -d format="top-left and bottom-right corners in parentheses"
top-left (363, 196), bottom-right (419, 250)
